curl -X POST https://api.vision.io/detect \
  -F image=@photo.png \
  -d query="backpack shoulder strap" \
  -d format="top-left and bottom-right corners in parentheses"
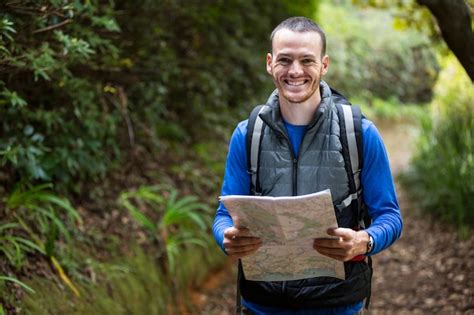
top-left (246, 104), bottom-right (267, 196)
top-left (236, 104), bottom-right (267, 314)
top-left (335, 102), bottom-right (372, 309)
top-left (335, 103), bottom-right (364, 218)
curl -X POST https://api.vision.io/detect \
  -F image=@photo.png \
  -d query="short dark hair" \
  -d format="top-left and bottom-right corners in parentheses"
top-left (270, 16), bottom-right (326, 56)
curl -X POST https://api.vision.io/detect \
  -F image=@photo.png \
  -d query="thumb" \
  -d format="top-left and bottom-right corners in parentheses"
top-left (327, 227), bottom-right (353, 240)
top-left (224, 226), bottom-right (251, 238)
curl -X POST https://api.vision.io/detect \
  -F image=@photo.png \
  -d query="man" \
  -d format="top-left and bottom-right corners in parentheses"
top-left (213, 17), bottom-right (403, 314)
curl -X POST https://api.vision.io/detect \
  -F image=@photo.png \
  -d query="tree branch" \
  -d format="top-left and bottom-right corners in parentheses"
top-left (417, 0), bottom-right (474, 81)
top-left (32, 19), bottom-right (72, 34)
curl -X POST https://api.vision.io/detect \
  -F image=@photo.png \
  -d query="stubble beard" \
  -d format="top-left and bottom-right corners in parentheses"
top-left (275, 77), bottom-right (321, 105)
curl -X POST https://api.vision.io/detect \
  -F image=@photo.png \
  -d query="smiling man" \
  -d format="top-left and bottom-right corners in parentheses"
top-left (267, 27), bottom-right (328, 118)
top-left (213, 17), bottom-right (403, 314)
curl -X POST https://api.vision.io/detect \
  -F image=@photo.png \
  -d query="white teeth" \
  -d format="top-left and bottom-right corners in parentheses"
top-left (286, 80), bottom-right (306, 86)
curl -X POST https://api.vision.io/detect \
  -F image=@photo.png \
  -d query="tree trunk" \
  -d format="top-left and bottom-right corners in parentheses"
top-left (417, 0), bottom-right (474, 81)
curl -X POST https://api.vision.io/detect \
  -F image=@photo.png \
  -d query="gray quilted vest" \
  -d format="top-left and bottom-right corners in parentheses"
top-left (240, 81), bottom-right (372, 309)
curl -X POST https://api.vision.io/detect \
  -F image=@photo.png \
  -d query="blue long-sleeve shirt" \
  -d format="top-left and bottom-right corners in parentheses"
top-left (212, 117), bottom-right (403, 314)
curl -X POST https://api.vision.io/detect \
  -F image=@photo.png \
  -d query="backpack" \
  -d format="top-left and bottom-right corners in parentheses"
top-left (235, 88), bottom-right (372, 313)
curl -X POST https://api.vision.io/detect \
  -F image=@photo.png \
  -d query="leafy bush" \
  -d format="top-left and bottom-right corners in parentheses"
top-left (2, 184), bottom-right (82, 296)
top-left (118, 185), bottom-right (211, 275)
top-left (0, 0), bottom-right (316, 191)
top-left (357, 96), bottom-right (427, 122)
top-left (0, 2), bottom-right (122, 188)
top-left (318, 2), bottom-right (439, 103)
top-left (401, 55), bottom-right (474, 236)
top-left (6, 184), bottom-right (81, 257)
top-left (0, 223), bottom-right (41, 270)
top-left (21, 248), bottom-right (171, 315)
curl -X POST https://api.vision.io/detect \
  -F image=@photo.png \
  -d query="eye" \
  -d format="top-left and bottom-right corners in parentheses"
top-left (302, 58), bottom-right (315, 65)
top-left (278, 57), bottom-right (291, 65)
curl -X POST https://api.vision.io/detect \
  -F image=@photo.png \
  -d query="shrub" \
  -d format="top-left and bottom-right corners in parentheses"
top-left (0, 2), bottom-right (122, 188)
top-left (0, 1), bottom-right (316, 191)
top-left (401, 55), bottom-right (474, 236)
top-left (118, 185), bottom-right (211, 275)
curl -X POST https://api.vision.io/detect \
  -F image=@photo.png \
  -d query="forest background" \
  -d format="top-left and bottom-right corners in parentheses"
top-left (0, 0), bottom-right (472, 314)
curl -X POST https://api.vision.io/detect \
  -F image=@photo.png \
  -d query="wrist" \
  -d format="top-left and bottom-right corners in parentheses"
top-left (356, 230), bottom-right (370, 256)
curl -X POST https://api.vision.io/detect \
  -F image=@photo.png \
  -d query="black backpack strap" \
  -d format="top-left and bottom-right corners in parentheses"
top-left (236, 260), bottom-right (243, 314)
top-left (246, 105), bottom-right (267, 196)
top-left (365, 255), bottom-right (373, 309)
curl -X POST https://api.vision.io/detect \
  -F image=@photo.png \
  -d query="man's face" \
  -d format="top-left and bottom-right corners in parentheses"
top-left (266, 29), bottom-right (329, 104)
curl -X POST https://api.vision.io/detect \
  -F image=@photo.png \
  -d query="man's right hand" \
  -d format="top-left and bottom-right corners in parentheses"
top-left (223, 226), bottom-right (262, 260)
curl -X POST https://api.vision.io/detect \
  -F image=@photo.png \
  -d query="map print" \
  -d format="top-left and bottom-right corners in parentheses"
top-left (220, 190), bottom-right (345, 281)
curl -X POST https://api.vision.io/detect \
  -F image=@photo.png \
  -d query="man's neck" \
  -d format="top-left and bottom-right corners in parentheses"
top-left (279, 91), bottom-right (321, 125)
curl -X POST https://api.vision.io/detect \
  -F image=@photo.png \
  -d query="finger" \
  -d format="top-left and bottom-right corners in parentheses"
top-left (224, 237), bottom-right (261, 250)
top-left (227, 245), bottom-right (262, 260)
top-left (313, 238), bottom-right (342, 249)
top-left (224, 227), bottom-right (254, 239)
top-left (327, 227), bottom-right (354, 241)
top-left (313, 245), bottom-right (347, 257)
top-left (226, 243), bottom-right (262, 254)
top-left (228, 237), bottom-right (262, 247)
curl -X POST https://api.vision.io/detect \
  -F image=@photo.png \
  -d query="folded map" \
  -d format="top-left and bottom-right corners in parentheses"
top-left (220, 189), bottom-right (345, 281)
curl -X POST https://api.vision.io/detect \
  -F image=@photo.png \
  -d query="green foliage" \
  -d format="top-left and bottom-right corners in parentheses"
top-left (319, 1), bottom-right (439, 103)
top-left (1, 183), bottom-right (82, 298)
top-left (0, 0), bottom-right (316, 190)
top-left (118, 185), bottom-right (211, 275)
top-left (168, 141), bottom-right (227, 203)
top-left (0, 2), bottom-right (122, 187)
top-left (20, 245), bottom-right (224, 314)
top-left (352, 0), bottom-right (438, 37)
top-left (0, 223), bottom-right (43, 270)
top-left (0, 276), bottom-right (35, 294)
top-left (401, 55), bottom-right (474, 236)
top-left (6, 183), bottom-right (81, 257)
top-left (358, 96), bottom-right (428, 122)
top-left (21, 248), bottom-right (170, 315)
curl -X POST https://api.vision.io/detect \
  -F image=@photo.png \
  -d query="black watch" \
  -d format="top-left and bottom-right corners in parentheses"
top-left (366, 235), bottom-right (374, 254)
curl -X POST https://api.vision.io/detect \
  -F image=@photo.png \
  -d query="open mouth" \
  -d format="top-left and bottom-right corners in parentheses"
top-left (284, 79), bottom-right (309, 86)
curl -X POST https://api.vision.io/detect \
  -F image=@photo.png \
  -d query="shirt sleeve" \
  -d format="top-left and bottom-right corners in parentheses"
top-left (212, 120), bottom-right (251, 252)
top-left (361, 119), bottom-right (403, 255)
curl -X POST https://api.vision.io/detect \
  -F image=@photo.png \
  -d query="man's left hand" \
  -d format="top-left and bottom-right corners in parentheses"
top-left (313, 228), bottom-right (369, 262)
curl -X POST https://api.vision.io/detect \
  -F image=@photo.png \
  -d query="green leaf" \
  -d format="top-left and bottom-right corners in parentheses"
top-left (36, 194), bottom-right (81, 223)
top-left (36, 207), bottom-right (71, 243)
top-left (119, 198), bottom-right (156, 231)
top-left (0, 276), bottom-right (35, 293)
top-left (91, 16), bottom-right (121, 32)
top-left (0, 223), bottom-right (20, 232)
top-left (14, 238), bottom-right (44, 254)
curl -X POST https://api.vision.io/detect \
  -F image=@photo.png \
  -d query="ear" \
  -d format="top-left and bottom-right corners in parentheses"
top-left (321, 55), bottom-right (329, 76)
top-left (266, 53), bottom-right (273, 75)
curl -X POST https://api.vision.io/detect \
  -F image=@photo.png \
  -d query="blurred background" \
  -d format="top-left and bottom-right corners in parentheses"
top-left (0, 0), bottom-right (472, 314)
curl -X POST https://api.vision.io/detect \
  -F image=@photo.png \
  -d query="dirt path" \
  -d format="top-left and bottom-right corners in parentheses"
top-left (370, 121), bottom-right (474, 314)
top-left (197, 121), bottom-right (474, 314)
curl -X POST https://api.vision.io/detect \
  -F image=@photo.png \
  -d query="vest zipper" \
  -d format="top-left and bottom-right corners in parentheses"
top-left (279, 130), bottom-right (308, 196)
top-left (292, 157), bottom-right (298, 196)
top-left (278, 133), bottom-right (298, 196)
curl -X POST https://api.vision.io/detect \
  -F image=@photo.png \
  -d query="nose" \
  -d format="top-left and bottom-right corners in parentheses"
top-left (288, 61), bottom-right (303, 76)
